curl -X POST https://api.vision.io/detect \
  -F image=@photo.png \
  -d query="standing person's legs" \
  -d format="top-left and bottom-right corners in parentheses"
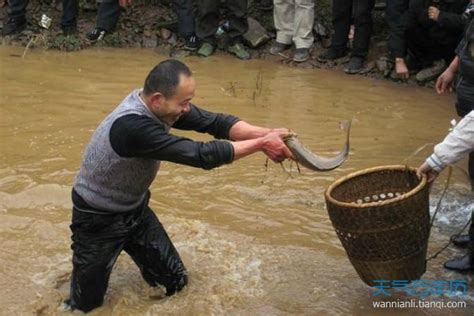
top-left (224, 0), bottom-right (250, 59)
top-left (86, 0), bottom-right (121, 42)
top-left (196, 0), bottom-right (220, 45)
top-left (343, 0), bottom-right (374, 73)
top-left (2, 0), bottom-right (29, 35)
top-left (318, 0), bottom-right (351, 60)
top-left (68, 209), bottom-right (127, 313)
top-left (225, 0), bottom-right (248, 45)
top-left (172, 0), bottom-right (199, 50)
top-left (96, 0), bottom-right (121, 32)
top-left (445, 215), bottom-right (474, 272)
top-left (61, 0), bottom-right (79, 34)
top-left (331, 0), bottom-right (352, 51)
top-left (6, 0), bottom-right (28, 20)
top-left (172, 0), bottom-right (196, 38)
top-left (351, 0), bottom-right (375, 58)
top-left (273, 0), bottom-right (296, 46)
top-left (124, 207), bottom-right (188, 295)
top-left (293, 0), bottom-right (314, 49)
top-left (270, 0), bottom-right (295, 55)
top-left (385, 0), bottom-right (409, 60)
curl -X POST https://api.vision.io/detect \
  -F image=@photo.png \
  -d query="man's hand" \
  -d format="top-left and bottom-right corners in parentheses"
top-left (428, 6), bottom-right (440, 21)
top-left (261, 130), bottom-right (295, 163)
top-left (119, 0), bottom-right (133, 8)
top-left (395, 58), bottom-right (409, 80)
top-left (416, 162), bottom-right (439, 183)
top-left (435, 68), bottom-right (455, 94)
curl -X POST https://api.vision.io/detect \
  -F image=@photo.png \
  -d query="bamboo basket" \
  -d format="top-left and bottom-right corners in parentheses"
top-left (324, 165), bottom-right (430, 286)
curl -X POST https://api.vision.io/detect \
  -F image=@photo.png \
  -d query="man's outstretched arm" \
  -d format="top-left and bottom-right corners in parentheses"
top-left (230, 129), bottom-right (294, 162)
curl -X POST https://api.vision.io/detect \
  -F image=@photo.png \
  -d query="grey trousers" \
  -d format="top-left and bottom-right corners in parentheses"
top-left (273, 0), bottom-right (315, 49)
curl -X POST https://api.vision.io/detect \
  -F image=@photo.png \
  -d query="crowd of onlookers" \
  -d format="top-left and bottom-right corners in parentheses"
top-left (1, 1), bottom-right (472, 77)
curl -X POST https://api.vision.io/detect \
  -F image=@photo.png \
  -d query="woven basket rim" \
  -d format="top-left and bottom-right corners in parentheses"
top-left (325, 165), bottom-right (427, 209)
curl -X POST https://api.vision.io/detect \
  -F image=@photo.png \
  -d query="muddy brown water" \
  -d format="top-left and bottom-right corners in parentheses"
top-left (0, 46), bottom-right (473, 315)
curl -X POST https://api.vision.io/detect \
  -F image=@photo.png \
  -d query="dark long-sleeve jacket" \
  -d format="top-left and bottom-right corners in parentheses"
top-left (389, 0), bottom-right (469, 58)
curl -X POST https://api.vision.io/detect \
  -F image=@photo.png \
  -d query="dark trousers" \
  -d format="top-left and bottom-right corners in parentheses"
top-left (95, 0), bottom-right (121, 31)
top-left (331, 0), bottom-right (375, 58)
top-left (69, 206), bottom-right (187, 313)
top-left (385, 0), bottom-right (409, 60)
top-left (405, 26), bottom-right (457, 66)
top-left (196, 0), bottom-right (248, 45)
top-left (7, 0), bottom-right (78, 28)
top-left (173, 0), bottom-right (196, 37)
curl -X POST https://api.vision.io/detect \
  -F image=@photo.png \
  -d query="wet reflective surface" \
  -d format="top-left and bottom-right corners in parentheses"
top-left (0, 46), bottom-right (472, 315)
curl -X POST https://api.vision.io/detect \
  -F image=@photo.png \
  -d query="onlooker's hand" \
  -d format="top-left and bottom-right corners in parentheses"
top-left (261, 130), bottom-right (295, 163)
top-left (416, 162), bottom-right (439, 183)
top-left (395, 58), bottom-right (409, 80)
top-left (428, 6), bottom-right (440, 21)
top-left (435, 68), bottom-right (455, 94)
top-left (119, 0), bottom-right (133, 8)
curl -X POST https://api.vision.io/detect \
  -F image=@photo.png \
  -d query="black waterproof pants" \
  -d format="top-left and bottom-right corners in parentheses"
top-left (69, 205), bottom-right (188, 313)
top-left (331, 0), bottom-right (375, 58)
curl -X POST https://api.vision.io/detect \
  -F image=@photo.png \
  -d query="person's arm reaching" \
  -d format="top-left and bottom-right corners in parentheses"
top-left (417, 111), bottom-right (474, 182)
top-left (230, 129), bottom-right (294, 162)
top-left (172, 104), bottom-right (240, 139)
top-left (174, 105), bottom-right (294, 160)
top-left (110, 115), bottom-right (294, 170)
top-left (435, 56), bottom-right (460, 94)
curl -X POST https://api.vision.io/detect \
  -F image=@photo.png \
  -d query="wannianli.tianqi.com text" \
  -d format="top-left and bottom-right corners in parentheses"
top-left (372, 299), bottom-right (467, 309)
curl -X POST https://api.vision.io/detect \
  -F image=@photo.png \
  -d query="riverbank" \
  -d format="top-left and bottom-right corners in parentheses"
top-left (1, 0), bottom-right (436, 87)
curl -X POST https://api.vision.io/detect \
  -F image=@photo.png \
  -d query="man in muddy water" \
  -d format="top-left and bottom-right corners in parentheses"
top-left (66, 59), bottom-right (294, 312)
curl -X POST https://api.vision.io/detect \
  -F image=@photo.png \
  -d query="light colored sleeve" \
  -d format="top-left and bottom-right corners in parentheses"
top-left (426, 111), bottom-right (474, 172)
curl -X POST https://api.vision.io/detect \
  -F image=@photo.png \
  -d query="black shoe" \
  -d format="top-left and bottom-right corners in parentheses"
top-left (344, 56), bottom-right (365, 74)
top-left (269, 41), bottom-right (291, 55)
top-left (444, 253), bottom-right (474, 272)
top-left (62, 25), bottom-right (78, 36)
top-left (317, 47), bottom-right (347, 61)
top-left (184, 34), bottom-right (199, 51)
top-left (86, 27), bottom-right (106, 43)
top-left (2, 17), bottom-right (26, 36)
top-left (293, 48), bottom-right (310, 62)
top-left (451, 234), bottom-right (472, 248)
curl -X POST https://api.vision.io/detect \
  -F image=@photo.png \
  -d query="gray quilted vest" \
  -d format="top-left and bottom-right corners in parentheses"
top-left (74, 89), bottom-right (168, 212)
